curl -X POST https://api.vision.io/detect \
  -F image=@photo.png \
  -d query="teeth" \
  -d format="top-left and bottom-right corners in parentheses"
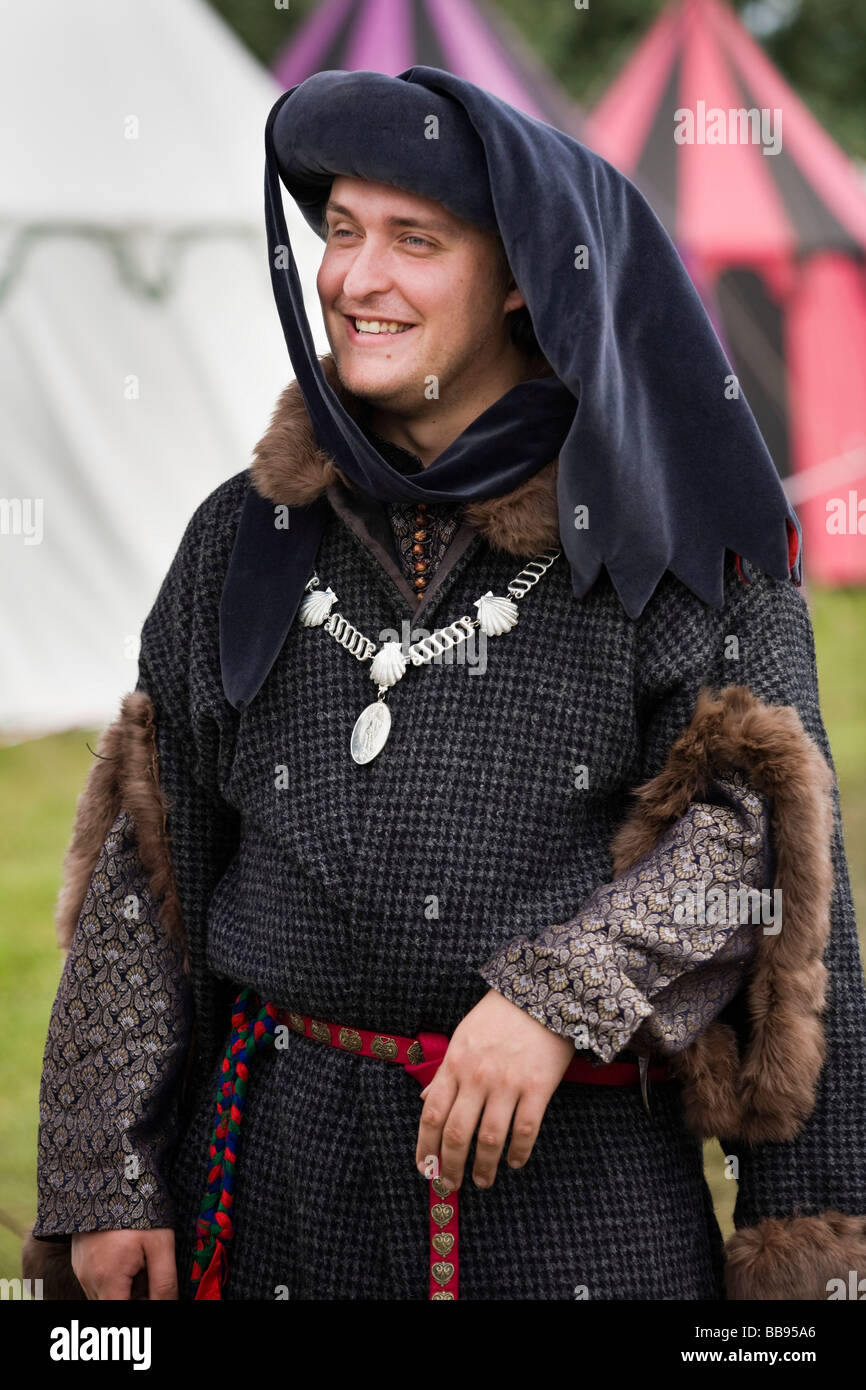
top-left (354, 319), bottom-right (413, 334)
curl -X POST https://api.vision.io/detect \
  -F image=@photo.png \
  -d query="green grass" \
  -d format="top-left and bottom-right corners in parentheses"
top-left (0, 728), bottom-right (102, 1273)
top-left (2, 584), bottom-right (864, 1277)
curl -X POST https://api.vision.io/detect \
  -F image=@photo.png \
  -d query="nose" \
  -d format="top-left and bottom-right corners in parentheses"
top-left (339, 236), bottom-right (394, 302)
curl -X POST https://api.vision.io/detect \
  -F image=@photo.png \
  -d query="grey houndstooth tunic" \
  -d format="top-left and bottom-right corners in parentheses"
top-left (32, 423), bottom-right (866, 1300)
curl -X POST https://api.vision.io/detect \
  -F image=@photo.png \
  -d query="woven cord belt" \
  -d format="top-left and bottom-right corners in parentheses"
top-left (191, 986), bottom-right (672, 1301)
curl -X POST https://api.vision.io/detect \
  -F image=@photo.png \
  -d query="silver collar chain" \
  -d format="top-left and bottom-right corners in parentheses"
top-left (298, 548), bottom-right (561, 763)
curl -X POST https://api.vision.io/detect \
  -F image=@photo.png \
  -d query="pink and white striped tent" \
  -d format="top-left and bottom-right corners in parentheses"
top-left (273, 0), bottom-right (583, 133)
top-left (585, 0), bottom-right (866, 586)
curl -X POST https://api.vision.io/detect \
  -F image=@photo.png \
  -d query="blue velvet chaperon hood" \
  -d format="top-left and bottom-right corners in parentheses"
top-left (219, 65), bottom-right (802, 711)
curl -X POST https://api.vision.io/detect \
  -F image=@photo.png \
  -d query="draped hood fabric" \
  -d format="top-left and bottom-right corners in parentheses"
top-left (219, 64), bottom-right (802, 712)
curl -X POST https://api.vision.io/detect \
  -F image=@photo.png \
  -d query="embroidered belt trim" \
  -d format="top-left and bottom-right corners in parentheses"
top-left (191, 987), bottom-right (672, 1302)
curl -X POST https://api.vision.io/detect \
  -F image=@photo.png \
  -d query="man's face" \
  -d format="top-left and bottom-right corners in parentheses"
top-left (317, 174), bottom-right (525, 410)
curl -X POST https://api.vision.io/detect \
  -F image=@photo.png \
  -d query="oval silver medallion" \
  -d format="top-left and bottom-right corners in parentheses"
top-left (350, 701), bottom-right (392, 764)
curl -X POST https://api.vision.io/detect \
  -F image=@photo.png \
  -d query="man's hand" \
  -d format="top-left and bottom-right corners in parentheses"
top-left (71, 1228), bottom-right (178, 1300)
top-left (414, 988), bottom-right (575, 1190)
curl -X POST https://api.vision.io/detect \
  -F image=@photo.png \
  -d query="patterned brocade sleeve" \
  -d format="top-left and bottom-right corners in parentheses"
top-left (25, 483), bottom-right (244, 1303)
top-left (478, 770), bottom-right (771, 1064)
top-left (32, 808), bottom-right (193, 1238)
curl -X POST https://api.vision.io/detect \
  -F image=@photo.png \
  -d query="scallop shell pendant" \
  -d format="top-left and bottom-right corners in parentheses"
top-left (351, 699), bottom-right (392, 764)
top-left (473, 591), bottom-right (519, 637)
top-left (369, 640), bottom-right (407, 688)
top-left (298, 586), bottom-right (338, 627)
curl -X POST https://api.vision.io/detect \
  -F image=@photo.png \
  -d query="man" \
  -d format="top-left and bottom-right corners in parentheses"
top-left (27, 67), bottom-right (866, 1301)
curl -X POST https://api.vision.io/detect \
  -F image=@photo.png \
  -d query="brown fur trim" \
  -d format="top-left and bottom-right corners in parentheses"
top-left (610, 684), bottom-right (835, 1144)
top-left (249, 353), bottom-right (561, 558)
top-left (55, 690), bottom-right (185, 954)
top-left (249, 353), bottom-right (355, 509)
top-left (725, 1211), bottom-right (866, 1299)
top-left (460, 459), bottom-right (560, 555)
top-left (21, 1231), bottom-right (86, 1300)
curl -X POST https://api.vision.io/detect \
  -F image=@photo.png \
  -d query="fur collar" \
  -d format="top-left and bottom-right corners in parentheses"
top-left (250, 353), bottom-right (562, 557)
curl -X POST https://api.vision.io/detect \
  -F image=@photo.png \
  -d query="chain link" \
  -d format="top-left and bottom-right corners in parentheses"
top-left (322, 612), bottom-right (377, 662)
top-left (506, 549), bottom-right (562, 600)
top-left (304, 548), bottom-right (561, 667)
top-left (408, 617), bottom-right (476, 666)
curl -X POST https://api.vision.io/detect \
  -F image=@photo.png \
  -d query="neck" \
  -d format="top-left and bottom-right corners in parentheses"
top-left (248, 351), bottom-right (564, 557)
top-left (364, 344), bottom-right (548, 468)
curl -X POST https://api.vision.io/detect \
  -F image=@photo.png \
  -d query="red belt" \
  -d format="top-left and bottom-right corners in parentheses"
top-left (191, 989), bottom-right (671, 1301)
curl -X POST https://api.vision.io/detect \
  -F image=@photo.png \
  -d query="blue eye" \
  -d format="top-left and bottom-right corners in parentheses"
top-left (328, 227), bottom-right (431, 249)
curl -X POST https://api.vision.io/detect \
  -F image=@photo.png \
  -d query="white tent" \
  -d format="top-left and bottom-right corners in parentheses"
top-left (0, 0), bottom-right (329, 737)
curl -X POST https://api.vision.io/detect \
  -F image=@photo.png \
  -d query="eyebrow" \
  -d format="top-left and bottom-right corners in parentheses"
top-left (324, 200), bottom-right (458, 235)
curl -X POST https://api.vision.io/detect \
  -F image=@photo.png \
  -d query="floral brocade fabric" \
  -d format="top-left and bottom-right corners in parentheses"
top-left (387, 501), bottom-right (463, 590)
top-left (479, 770), bottom-right (772, 1064)
top-left (34, 809), bottom-right (192, 1238)
top-left (362, 422), bottom-right (465, 592)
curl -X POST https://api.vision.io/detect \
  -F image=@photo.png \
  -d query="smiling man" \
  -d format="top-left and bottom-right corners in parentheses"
top-left (318, 176), bottom-right (537, 466)
top-left (28, 67), bottom-right (866, 1304)
top-left (312, 172), bottom-right (579, 1199)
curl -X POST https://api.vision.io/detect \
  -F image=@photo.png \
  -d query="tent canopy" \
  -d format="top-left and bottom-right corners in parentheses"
top-left (0, 0), bottom-right (329, 737)
top-left (585, 0), bottom-right (866, 586)
top-left (273, 0), bottom-right (584, 132)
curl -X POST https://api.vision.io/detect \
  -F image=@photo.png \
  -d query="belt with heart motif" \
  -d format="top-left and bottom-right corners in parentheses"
top-left (191, 987), bottom-right (672, 1301)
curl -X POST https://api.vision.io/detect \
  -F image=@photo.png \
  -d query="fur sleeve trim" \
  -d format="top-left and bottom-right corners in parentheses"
top-left (54, 690), bottom-right (184, 951)
top-left (610, 683), bottom-right (835, 1143)
top-left (725, 1211), bottom-right (866, 1299)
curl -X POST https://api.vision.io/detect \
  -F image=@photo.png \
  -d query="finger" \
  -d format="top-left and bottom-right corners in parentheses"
top-left (94, 1268), bottom-right (135, 1300)
top-left (505, 1093), bottom-right (546, 1170)
top-left (73, 1236), bottom-right (138, 1301)
top-left (471, 1093), bottom-right (520, 1188)
top-left (71, 1248), bottom-right (95, 1301)
top-left (415, 1070), bottom-right (459, 1178)
top-left (438, 1087), bottom-right (486, 1190)
top-left (145, 1232), bottom-right (178, 1300)
top-left (94, 1235), bottom-right (148, 1301)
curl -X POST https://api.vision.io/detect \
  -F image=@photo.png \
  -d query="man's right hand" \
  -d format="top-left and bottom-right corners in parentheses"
top-left (71, 1228), bottom-right (178, 1300)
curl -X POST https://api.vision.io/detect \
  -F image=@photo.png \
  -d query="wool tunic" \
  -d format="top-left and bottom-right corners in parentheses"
top-left (30, 387), bottom-right (866, 1302)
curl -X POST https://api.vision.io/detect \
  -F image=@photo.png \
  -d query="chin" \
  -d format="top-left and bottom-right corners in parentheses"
top-left (333, 349), bottom-right (418, 405)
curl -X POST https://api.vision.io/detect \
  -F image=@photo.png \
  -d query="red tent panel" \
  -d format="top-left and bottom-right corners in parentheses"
top-left (786, 254), bottom-right (866, 585)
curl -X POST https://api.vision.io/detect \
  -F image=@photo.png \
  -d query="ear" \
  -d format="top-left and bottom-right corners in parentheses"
top-left (504, 282), bottom-right (526, 313)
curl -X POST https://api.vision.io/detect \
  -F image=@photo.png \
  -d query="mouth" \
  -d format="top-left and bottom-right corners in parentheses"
top-left (343, 314), bottom-right (418, 344)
